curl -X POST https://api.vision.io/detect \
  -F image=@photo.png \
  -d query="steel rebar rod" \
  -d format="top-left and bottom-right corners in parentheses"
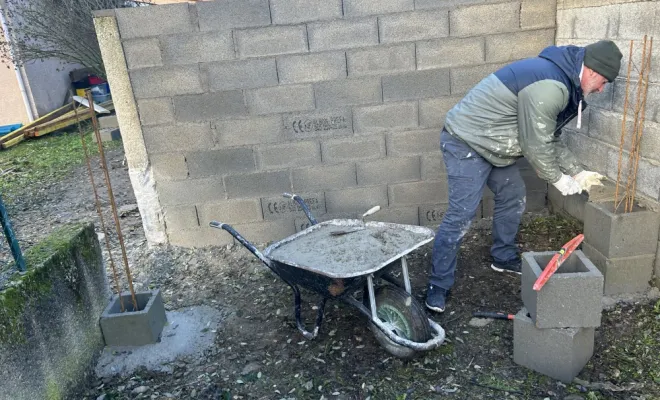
top-left (86, 90), bottom-right (138, 311)
top-left (73, 100), bottom-right (125, 312)
top-left (614, 40), bottom-right (635, 213)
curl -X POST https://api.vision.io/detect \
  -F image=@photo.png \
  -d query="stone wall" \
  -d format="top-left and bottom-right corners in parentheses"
top-left (94, 0), bottom-right (556, 247)
top-left (555, 0), bottom-right (660, 284)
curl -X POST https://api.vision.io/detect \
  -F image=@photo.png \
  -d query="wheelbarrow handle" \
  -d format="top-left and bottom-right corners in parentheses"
top-left (209, 221), bottom-right (271, 267)
top-left (282, 193), bottom-right (318, 225)
top-left (472, 311), bottom-right (514, 320)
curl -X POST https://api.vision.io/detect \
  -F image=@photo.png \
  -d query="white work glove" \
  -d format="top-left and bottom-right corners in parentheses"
top-left (552, 174), bottom-right (583, 196)
top-left (573, 170), bottom-right (605, 193)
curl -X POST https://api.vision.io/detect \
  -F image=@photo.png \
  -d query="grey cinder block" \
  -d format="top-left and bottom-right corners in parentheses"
top-left (150, 153), bottom-right (188, 181)
top-left (138, 98), bottom-right (174, 126)
top-left (100, 290), bottom-right (167, 347)
top-left (525, 190), bottom-right (547, 212)
top-left (547, 184), bottom-right (565, 214)
top-left (308, 18), bottom-right (378, 52)
top-left (514, 308), bottom-right (594, 383)
top-left (93, 129), bottom-right (121, 143)
top-left (449, 2), bottom-right (520, 37)
top-left (198, 199), bottom-right (263, 225)
top-left (343, 0), bottom-right (413, 17)
top-left (421, 153), bottom-right (446, 180)
top-left (314, 77), bottom-right (382, 109)
top-left (261, 192), bottom-right (326, 221)
top-left (230, 219), bottom-right (297, 245)
top-left (379, 10), bottom-right (449, 43)
top-left (325, 186), bottom-right (389, 214)
top-left (235, 25), bottom-right (308, 58)
top-left (123, 38), bottom-right (163, 69)
top-left (353, 102), bottom-right (418, 133)
top-left (370, 206), bottom-right (420, 225)
top-left (450, 63), bottom-right (505, 95)
top-left (347, 44), bottom-right (415, 77)
top-left (521, 0), bottom-right (557, 29)
top-left (196, 0), bottom-right (271, 31)
top-left (389, 180), bottom-right (448, 205)
top-left (292, 163), bottom-right (357, 192)
top-left (169, 226), bottom-right (234, 247)
top-left (584, 201), bottom-right (660, 258)
top-left (130, 65), bottom-right (204, 99)
top-left (173, 91), bottom-right (247, 122)
top-left (283, 109), bottom-right (353, 139)
top-left (419, 96), bottom-right (460, 127)
top-left (116, 4), bottom-right (194, 39)
top-left (277, 52), bottom-right (347, 84)
top-left (158, 178), bottom-right (225, 206)
top-left (206, 59), bottom-right (278, 91)
top-left (419, 204), bottom-right (448, 226)
top-left (186, 148), bottom-right (256, 178)
top-left (160, 32), bottom-right (234, 65)
top-left (224, 170), bottom-right (291, 199)
top-left (486, 30), bottom-right (555, 64)
top-left (582, 242), bottom-right (654, 295)
top-left (382, 70), bottom-right (450, 101)
top-left (143, 123), bottom-right (213, 154)
top-left (270, 0), bottom-right (342, 24)
top-left (246, 84), bottom-right (315, 115)
top-left (386, 129), bottom-right (440, 156)
top-left (256, 141), bottom-right (321, 169)
top-left (97, 114), bottom-right (119, 129)
top-left (416, 37), bottom-right (484, 70)
top-left (521, 250), bottom-right (603, 329)
top-left (163, 205), bottom-right (199, 231)
top-left (213, 116), bottom-right (285, 147)
top-left (357, 156), bottom-right (421, 186)
top-left (321, 135), bottom-right (386, 164)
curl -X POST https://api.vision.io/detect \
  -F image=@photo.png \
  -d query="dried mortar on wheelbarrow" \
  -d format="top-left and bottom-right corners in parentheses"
top-left (266, 220), bottom-right (434, 278)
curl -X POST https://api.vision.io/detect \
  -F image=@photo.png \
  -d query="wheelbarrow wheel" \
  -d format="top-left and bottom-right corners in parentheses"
top-left (367, 285), bottom-right (432, 359)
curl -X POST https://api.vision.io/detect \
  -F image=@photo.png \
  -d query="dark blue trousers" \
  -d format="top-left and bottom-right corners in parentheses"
top-left (430, 130), bottom-right (526, 290)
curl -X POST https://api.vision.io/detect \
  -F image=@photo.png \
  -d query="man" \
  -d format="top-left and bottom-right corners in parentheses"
top-left (425, 40), bottom-right (623, 313)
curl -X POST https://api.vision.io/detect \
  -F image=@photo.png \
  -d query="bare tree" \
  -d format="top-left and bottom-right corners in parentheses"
top-left (0, 0), bottom-right (149, 78)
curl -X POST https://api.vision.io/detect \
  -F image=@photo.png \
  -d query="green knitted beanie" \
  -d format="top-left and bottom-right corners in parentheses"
top-left (584, 40), bottom-right (623, 82)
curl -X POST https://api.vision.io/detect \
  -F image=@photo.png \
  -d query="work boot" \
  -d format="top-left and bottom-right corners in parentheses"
top-left (490, 258), bottom-right (522, 274)
top-left (425, 285), bottom-right (449, 313)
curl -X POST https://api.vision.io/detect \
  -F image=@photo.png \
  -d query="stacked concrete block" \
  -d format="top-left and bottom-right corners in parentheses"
top-left (94, 0), bottom-right (558, 247)
top-left (582, 201), bottom-right (660, 295)
top-left (515, 250), bottom-right (603, 383)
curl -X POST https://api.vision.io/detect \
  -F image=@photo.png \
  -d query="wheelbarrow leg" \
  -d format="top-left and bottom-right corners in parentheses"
top-left (378, 256), bottom-right (412, 294)
top-left (292, 284), bottom-right (327, 340)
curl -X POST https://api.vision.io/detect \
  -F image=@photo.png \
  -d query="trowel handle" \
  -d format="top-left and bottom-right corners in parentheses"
top-left (362, 206), bottom-right (381, 219)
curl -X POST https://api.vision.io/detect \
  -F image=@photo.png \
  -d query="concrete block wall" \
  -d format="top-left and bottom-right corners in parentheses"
top-left (96, 0), bottom-right (556, 247)
top-left (554, 0), bottom-right (660, 286)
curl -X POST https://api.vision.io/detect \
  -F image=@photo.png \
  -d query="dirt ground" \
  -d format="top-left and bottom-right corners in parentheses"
top-left (3, 142), bottom-right (660, 400)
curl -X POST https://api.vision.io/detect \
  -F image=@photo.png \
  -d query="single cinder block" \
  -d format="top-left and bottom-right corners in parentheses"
top-left (270, 0), bottom-right (342, 24)
top-left (224, 171), bottom-right (291, 199)
top-left (116, 4), bottom-right (194, 39)
top-left (130, 65), bottom-right (203, 99)
top-left (450, 2), bottom-right (520, 37)
top-left (378, 10), bottom-right (449, 43)
top-left (283, 109), bottom-right (353, 139)
top-left (206, 59), bottom-right (278, 91)
top-left (584, 201), bottom-right (660, 258)
top-left (389, 180), bottom-right (448, 206)
top-left (277, 52), bottom-right (347, 84)
top-left (353, 102), bottom-right (418, 133)
top-left (231, 219), bottom-right (297, 245)
top-left (419, 97), bottom-right (460, 127)
top-left (357, 156), bottom-right (421, 185)
top-left (186, 148), bottom-right (256, 178)
top-left (582, 242), bottom-right (654, 295)
top-left (292, 163), bottom-right (357, 191)
top-left (416, 37), bottom-right (484, 70)
top-left (521, 169), bottom-right (548, 192)
top-left (160, 32), bottom-right (234, 65)
top-left (100, 290), bottom-right (167, 347)
top-left (514, 308), bottom-right (594, 383)
top-left (163, 205), bottom-right (199, 231)
top-left (521, 250), bottom-right (603, 329)
top-left (450, 63), bottom-right (505, 95)
top-left (173, 91), bottom-right (247, 121)
top-left (235, 25), bottom-right (308, 58)
top-left (421, 153), bottom-right (446, 180)
top-left (347, 44), bottom-right (415, 77)
top-left (213, 116), bottom-right (285, 147)
top-left (370, 207), bottom-right (419, 225)
top-left (419, 204), bottom-right (448, 226)
top-left (246, 85), bottom-right (315, 115)
top-left (563, 131), bottom-right (610, 174)
top-left (93, 129), bottom-right (121, 143)
top-left (343, 0), bottom-right (413, 17)
top-left (314, 77), bottom-right (382, 109)
top-left (143, 123), bottom-right (213, 154)
top-left (196, 0), bottom-right (271, 31)
top-left (307, 18), bottom-right (378, 52)
top-left (321, 135), bottom-right (386, 163)
top-left (521, 0), bottom-right (557, 29)
top-left (486, 30), bottom-right (555, 63)
top-left (386, 129), bottom-right (440, 156)
top-left (169, 226), bottom-right (234, 247)
top-left (138, 98), bottom-right (174, 126)
top-left (123, 39), bottom-right (163, 69)
top-left (158, 178), bottom-right (225, 206)
top-left (198, 199), bottom-right (263, 225)
top-left (325, 186), bottom-right (388, 214)
top-left (556, 6), bottom-right (618, 39)
top-left (382, 70), bottom-right (450, 101)
top-left (256, 141), bottom-right (321, 169)
top-left (525, 191), bottom-right (547, 212)
top-left (261, 193), bottom-right (326, 221)
top-left (150, 153), bottom-right (188, 181)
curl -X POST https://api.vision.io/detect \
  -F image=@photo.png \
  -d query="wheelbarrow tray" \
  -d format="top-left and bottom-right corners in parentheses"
top-left (263, 219), bottom-right (435, 279)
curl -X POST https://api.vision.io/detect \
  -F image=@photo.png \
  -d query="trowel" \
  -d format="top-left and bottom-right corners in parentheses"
top-left (329, 206), bottom-right (381, 236)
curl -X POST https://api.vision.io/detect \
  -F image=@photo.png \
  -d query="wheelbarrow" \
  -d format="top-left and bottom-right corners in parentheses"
top-left (209, 193), bottom-right (445, 359)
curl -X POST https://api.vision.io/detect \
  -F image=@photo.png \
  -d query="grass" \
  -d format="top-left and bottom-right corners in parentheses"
top-left (0, 124), bottom-right (121, 201)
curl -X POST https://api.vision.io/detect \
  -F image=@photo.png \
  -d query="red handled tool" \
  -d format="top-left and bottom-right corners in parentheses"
top-left (472, 311), bottom-right (514, 320)
top-left (532, 233), bottom-right (584, 291)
